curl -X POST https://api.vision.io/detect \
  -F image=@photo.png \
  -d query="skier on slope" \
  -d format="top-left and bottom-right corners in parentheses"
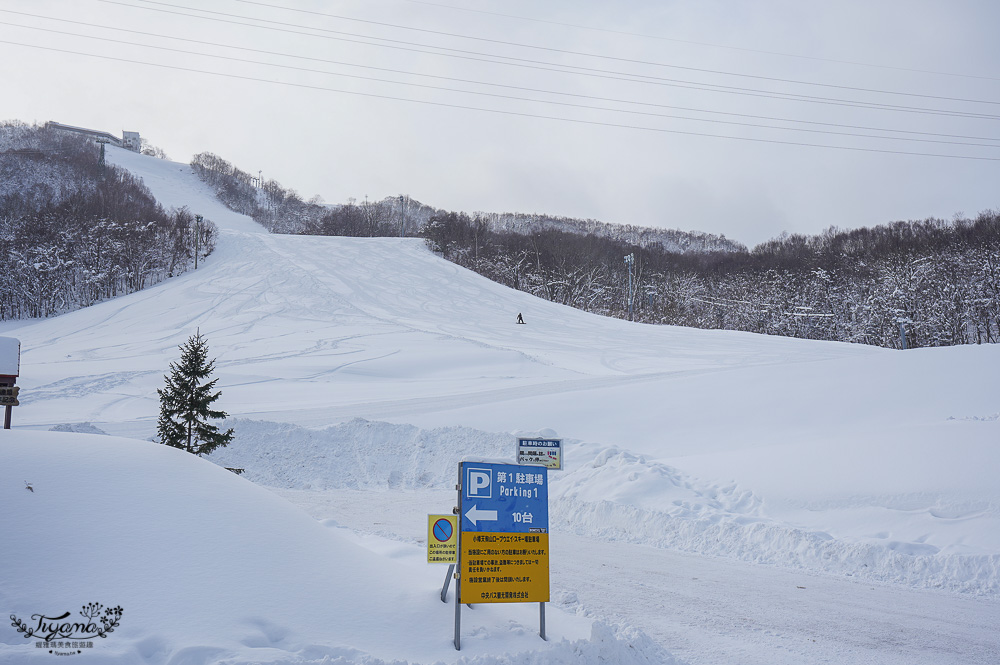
top-left (516, 313), bottom-right (525, 324)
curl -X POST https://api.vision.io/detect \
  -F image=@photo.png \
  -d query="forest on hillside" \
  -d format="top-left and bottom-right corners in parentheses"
top-left (0, 122), bottom-right (215, 320)
top-left (190, 151), bottom-right (739, 253)
top-left (420, 210), bottom-right (1000, 349)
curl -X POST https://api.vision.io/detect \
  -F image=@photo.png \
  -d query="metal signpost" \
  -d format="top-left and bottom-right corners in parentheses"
top-left (454, 461), bottom-right (549, 650)
top-left (0, 337), bottom-right (20, 430)
top-left (516, 437), bottom-right (563, 470)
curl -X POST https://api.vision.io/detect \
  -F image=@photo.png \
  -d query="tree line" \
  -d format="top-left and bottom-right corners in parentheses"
top-left (189, 151), bottom-right (735, 252)
top-left (191, 151), bottom-right (443, 236)
top-left (191, 151), bottom-right (327, 234)
top-left (419, 210), bottom-right (1000, 348)
top-left (1, 122), bottom-right (215, 320)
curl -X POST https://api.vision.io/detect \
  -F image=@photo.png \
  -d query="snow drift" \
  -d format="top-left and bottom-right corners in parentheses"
top-left (0, 431), bottom-right (668, 664)
top-left (208, 418), bottom-right (1000, 595)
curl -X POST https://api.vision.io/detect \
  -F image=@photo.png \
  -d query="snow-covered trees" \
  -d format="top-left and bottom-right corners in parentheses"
top-left (190, 149), bottom-right (741, 252)
top-left (157, 331), bottom-right (234, 456)
top-left (190, 151), bottom-right (331, 234)
top-left (1, 122), bottom-right (216, 320)
top-left (411, 209), bottom-right (1000, 349)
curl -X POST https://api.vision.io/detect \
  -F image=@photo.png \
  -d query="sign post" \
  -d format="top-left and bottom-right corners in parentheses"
top-left (454, 461), bottom-right (549, 649)
top-left (0, 337), bottom-right (20, 430)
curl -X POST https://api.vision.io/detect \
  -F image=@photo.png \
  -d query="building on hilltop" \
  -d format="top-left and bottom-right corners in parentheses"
top-left (122, 131), bottom-right (141, 152)
top-left (44, 121), bottom-right (141, 152)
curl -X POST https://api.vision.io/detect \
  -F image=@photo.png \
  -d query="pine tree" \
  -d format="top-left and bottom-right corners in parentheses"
top-left (157, 331), bottom-right (234, 455)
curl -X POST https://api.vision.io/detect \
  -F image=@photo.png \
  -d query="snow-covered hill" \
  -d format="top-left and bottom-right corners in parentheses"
top-left (2, 147), bottom-right (998, 664)
top-left (1, 431), bottom-right (629, 665)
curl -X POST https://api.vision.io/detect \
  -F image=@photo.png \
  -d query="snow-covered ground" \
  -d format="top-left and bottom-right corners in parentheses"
top-left (1, 146), bottom-right (998, 664)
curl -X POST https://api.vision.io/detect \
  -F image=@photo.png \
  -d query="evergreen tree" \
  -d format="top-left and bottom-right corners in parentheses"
top-left (157, 331), bottom-right (234, 455)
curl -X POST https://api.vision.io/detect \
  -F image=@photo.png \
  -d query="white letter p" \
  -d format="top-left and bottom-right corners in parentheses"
top-left (467, 469), bottom-right (491, 497)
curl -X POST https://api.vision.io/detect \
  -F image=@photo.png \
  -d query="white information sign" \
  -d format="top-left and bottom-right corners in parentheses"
top-left (516, 437), bottom-right (562, 470)
top-left (0, 337), bottom-right (19, 377)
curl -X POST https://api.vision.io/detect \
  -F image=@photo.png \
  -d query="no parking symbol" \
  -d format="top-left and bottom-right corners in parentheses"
top-left (427, 514), bottom-right (458, 563)
top-left (433, 518), bottom-right (453, 542)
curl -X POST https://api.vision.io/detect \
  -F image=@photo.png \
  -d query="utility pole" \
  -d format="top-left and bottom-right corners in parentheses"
top-left (97, 139), bottom-right (107, 177)
top-left (194, 215), bottom-right (202, 269)
top-left (399, 194), bottom-right (405, 238)
top-left (624, 253), bottom-right (635, 320)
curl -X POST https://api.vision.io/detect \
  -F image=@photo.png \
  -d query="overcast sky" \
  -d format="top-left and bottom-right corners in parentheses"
top-left (2, 0), bottom-right (999, 247)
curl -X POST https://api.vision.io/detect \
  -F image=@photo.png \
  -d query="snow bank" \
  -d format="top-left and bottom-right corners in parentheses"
top-left (207, 418), bottom-right (514, 490)
top-left (207, 419), bottom-right (1000, 597)
top-left (552, 445), bottom-right (1000, 596)
top-left (48, 422), bottom-right (108, 435)
top-left (0, 430), bottom-right (669, 665)
top-left (553, 499), bottom-right (1000, 596)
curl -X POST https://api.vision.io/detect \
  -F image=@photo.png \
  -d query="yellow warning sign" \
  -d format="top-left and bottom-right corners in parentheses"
top-left (460, 532), bottom-right (549, 603)
top-left (427, 514), bottom-right (458, 563)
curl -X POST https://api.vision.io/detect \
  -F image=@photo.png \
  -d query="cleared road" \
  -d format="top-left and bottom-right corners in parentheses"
top-left (276, 487), bottom-right (1000, 665)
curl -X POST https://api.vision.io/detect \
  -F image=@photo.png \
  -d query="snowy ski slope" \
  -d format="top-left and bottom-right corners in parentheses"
top-left (1, 146), bottom-right (998, 664)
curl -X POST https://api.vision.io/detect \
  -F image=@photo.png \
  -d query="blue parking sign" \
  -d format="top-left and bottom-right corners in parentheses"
top-left (460, 462), bottom-right (548, 533)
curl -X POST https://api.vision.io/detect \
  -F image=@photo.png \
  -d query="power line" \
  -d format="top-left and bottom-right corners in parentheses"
top-left (399, 0), bottom-right (1000, 84)
top-left (94, 0), bottom-right (1000, 121)
top-left (5, 9), bottom-right (999, 144)
top-left (225, 0), bottom-right (1000, 108)
top-left (4, 19), bottom-right (998, 151)
top-left (3, 38), bottom-right (999, 162)
top-left (122, 0), bottom-right (1000, 118)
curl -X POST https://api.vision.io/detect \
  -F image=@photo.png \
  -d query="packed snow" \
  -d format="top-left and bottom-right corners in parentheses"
top-left (1, 146), bottom-right (998, 664)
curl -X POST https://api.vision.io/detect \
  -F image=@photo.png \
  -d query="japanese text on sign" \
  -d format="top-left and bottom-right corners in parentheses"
top-left (462, 463), bottom-right (548, 533)
top-left (461, 533), bottom-right (549, 603)
top-left (516, 438), bottom-right (562, 470)
top-left (427, 514), bottom-right (458, 564)
top-left (459, 461), bottom-right (550, 604)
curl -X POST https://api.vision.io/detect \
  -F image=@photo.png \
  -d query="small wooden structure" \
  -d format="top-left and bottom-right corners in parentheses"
top-left (0, 337), bottom-right (20, 430)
